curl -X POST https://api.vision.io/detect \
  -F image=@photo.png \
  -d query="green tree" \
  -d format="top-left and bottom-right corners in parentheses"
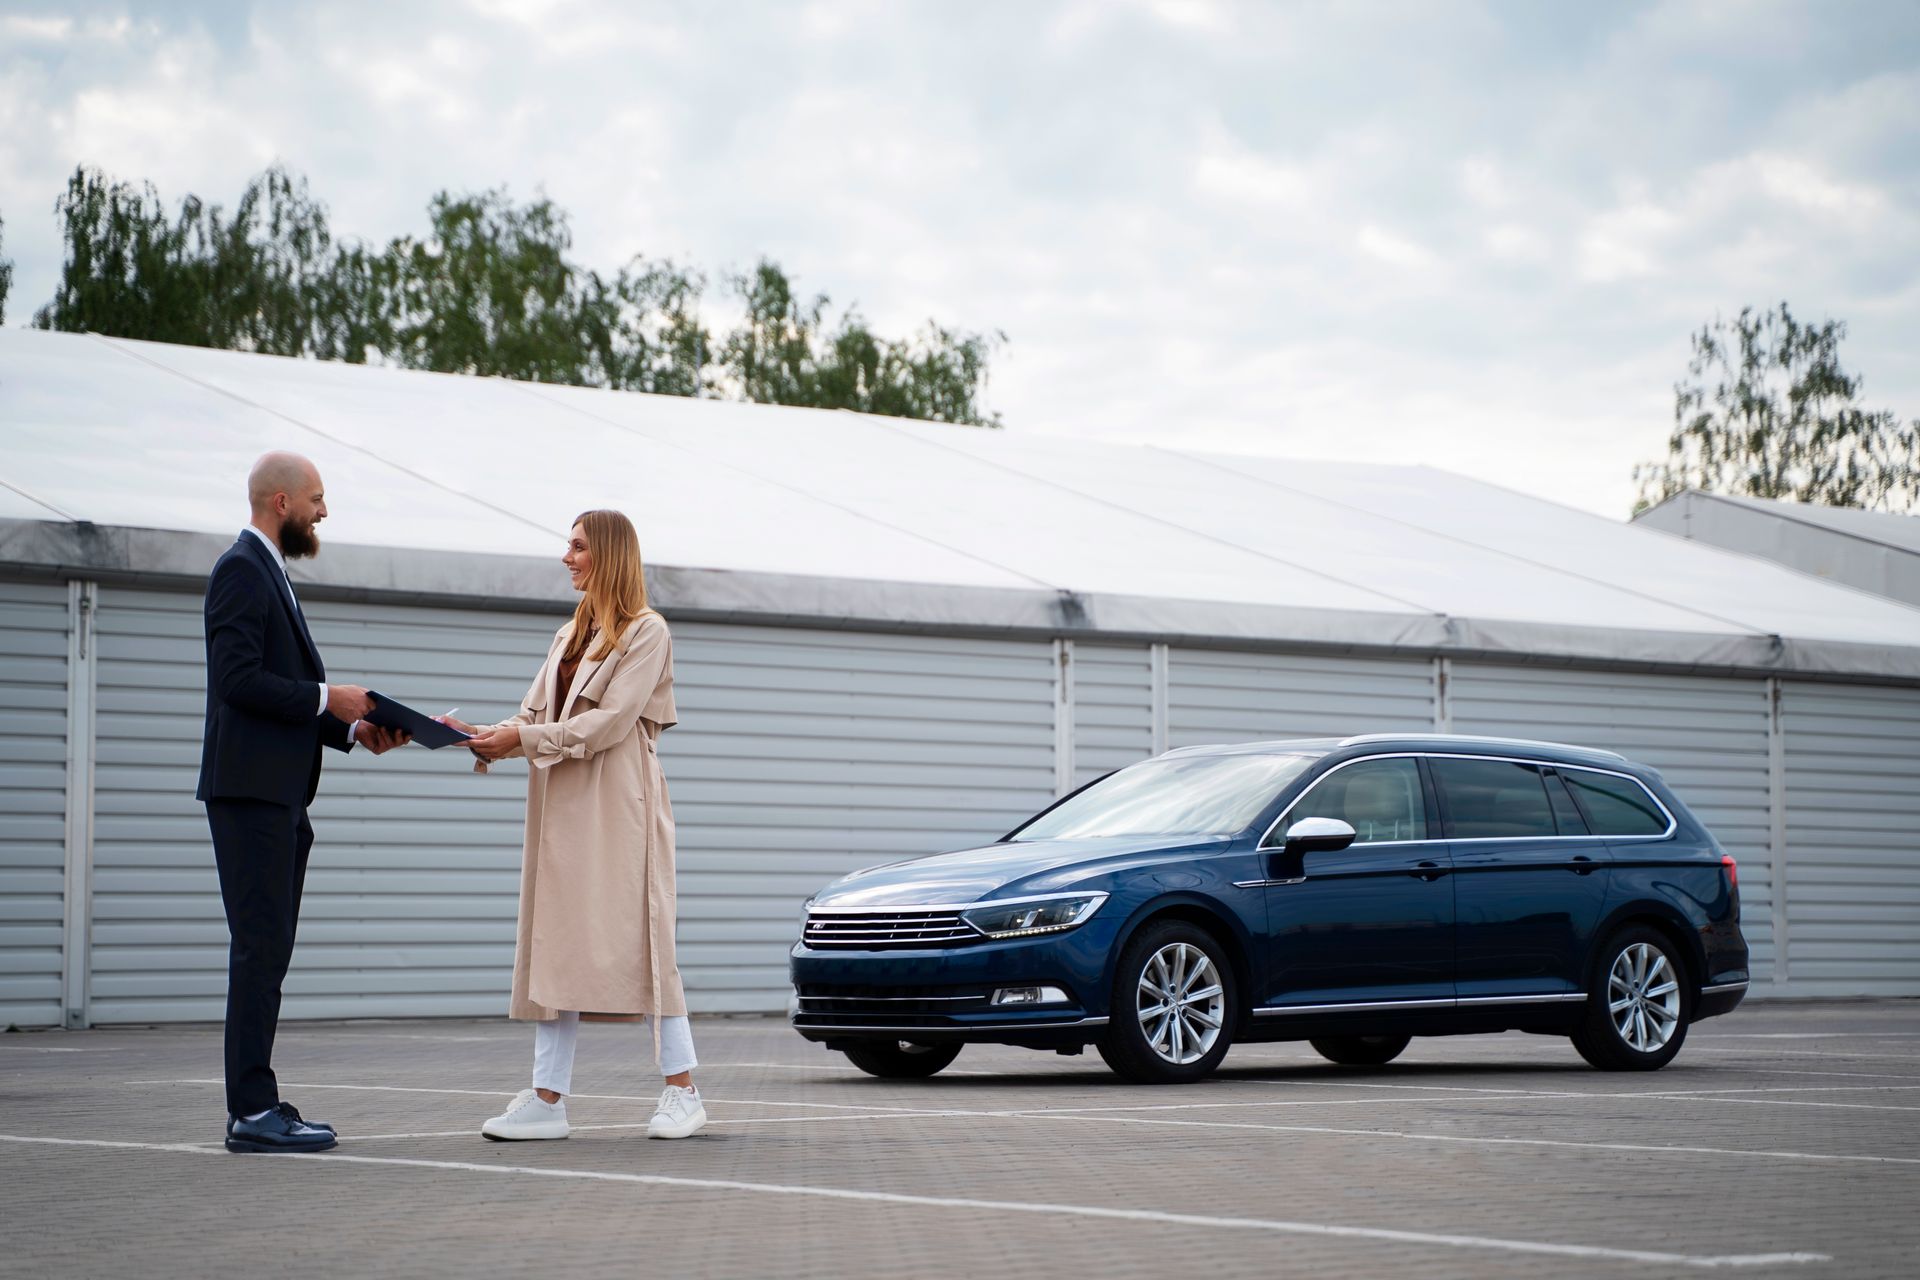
top-left (0, 211), bottom-right (12, 324)
top-left (377, 189), bottom-right (584, 382)
top-left (721, 260), bottom-right (1002, 425)
top-left (28, 165), bottom-right (1002, 425)
top-left (34, 164), bottom-right (348, 357)
top-left (577, 257), bottom-right (710, 396)
top-left (1635, 303), bottom-right (1919, 514)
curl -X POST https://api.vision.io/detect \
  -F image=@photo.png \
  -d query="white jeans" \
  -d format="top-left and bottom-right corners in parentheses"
top-left (531, 1011), bottom-right (697, 1097)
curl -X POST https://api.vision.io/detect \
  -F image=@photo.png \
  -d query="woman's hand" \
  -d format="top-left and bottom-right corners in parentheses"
top-left (464, 724), bottom-right (520, 762)
top-left (433, 714), bottom-right (478, 735)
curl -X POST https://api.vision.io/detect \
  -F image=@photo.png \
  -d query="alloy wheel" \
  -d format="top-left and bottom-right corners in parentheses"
top-left (1136, 942), bottom-right (1225, 1065)
top-left (1607, 941), bottom-right (1681, 1053)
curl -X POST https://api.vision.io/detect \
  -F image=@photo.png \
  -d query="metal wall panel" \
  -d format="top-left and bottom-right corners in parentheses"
top-left (1167, 649), bottom-right (1436, 746)
top-left (1071, 644), bottom-right (1155, 787)
top-left (1449, 664), bottom-right (1776, 984)
top-left (663, 623), bottom-right (1058, 1010)
top-left (1781, 683), bottom-right (1920, 996)
top-left (0, 580), bottom-right (69, 1027)
top-left (87, 587), bottom-right (563, 1022)
top-left (83, 588), bottom-right (1060, 1021)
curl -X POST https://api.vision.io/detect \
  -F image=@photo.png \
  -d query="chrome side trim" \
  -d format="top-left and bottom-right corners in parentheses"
top-left (1700, 981), bottom-right (1750, 995)
top-left (790, 1016), bottom-right (1108, 1032)
top-left (1253, 993), bottom-right (1586, 1017)
top-left (1254, 997), bottom-right (1457, 1016)
top-left (1233, 877), bottom-right (1305, 888)
top-left (794, 994), bottom-right (982, 1004)
top-left (1258, 751), bottom-right (1676, 849)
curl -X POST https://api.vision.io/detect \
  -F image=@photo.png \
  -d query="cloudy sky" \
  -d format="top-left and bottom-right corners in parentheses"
top-left (3, 0), bottom-right (1917, 516)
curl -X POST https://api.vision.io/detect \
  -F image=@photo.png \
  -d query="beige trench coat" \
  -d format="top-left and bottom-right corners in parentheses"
top-left (477, 611), bottom-right (685, 1023)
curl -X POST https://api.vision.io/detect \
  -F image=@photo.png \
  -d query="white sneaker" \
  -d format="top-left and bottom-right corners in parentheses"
top-left (647, 1085), bottom-right (707, 1139)
top-left (481, 1088), bottom-right (570, 1141)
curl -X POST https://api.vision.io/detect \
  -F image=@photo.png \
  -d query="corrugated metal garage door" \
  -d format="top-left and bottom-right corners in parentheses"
top-left (1071, 643), bottom-right (1155, 788)
top-left (1781, 682), bottom-right (1920, 996)
top-left (665, 623), bottom-right (1058, 1010)
top-left (87, 586), bottom-right (562, 1022)
top-left (85, 588), bottom-right (1058, 1021)
top-left (1449, 664), bottom-right (1776, 984)
top-left (0, 580), bottom-right (69, 1028)
top-left (1167, 649), bottom-right (1436, 746)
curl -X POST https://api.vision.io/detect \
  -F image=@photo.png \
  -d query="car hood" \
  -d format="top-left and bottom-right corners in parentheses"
top-left (808, 834), bottom-right (1235, 908)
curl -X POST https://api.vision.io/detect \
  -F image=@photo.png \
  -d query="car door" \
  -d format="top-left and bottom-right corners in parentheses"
top-left (1256, 755), bottom-right (1456, 1010)
top-left (1432, 756), bottom-right (1612, 1002)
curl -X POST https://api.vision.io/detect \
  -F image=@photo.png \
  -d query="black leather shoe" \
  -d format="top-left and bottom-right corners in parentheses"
top-left (226, 1104), bottom-right (338, 1153)
top-left (228, 1102), bottom-right (335, 1139)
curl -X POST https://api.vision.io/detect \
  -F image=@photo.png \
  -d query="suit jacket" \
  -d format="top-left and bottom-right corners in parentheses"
top-left (196, 531), bottom-right (352, 809)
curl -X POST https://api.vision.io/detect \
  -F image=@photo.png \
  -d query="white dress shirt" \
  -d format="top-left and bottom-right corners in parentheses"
top-left (242, 525), bottom-right (355, 743)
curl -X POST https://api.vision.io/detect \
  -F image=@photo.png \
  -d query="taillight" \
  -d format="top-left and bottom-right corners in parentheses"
top-left (1721, 853), bottom-right (1738, 889)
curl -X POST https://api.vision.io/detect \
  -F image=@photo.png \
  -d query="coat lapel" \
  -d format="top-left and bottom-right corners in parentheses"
top-left (561, 648), bottom-right (605, 720)
top-left (240, 532), bottom-right (325, 677)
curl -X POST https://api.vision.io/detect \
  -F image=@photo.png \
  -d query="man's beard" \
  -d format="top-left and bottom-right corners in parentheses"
top-left (280, 517), bottom-right (321, 560)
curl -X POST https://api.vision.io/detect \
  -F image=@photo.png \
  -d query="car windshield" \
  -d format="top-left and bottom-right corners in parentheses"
top-left (1011, 753), bottom-right (1319, 842)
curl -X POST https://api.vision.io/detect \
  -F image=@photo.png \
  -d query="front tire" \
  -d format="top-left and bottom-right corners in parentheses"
top-left (1571, 927), bottom-right (1691, 1071)
top-left (842, 1040), bottom-right (962, 1079)
top-left (1310, 1034), bottom-right (1411, 1066)
top-left (1098, 920), bottom-right (1237, 1084)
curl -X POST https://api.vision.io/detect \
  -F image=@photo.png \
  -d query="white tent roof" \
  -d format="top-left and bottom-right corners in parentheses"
top-left (1635, 489), bottom-right (1920, 613)
top-left (4, 329), bottom-right (1917, 677)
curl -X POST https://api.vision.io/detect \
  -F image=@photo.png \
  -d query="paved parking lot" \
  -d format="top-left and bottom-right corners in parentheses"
top-left (2, 999), bottom-right (1916, 1277)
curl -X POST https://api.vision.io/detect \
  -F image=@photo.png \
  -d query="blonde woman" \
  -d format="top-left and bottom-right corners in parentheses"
top-left (441, 510), bottom-right (704, 1141)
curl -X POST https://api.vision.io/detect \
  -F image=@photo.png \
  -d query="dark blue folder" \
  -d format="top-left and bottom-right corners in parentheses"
top-left (366, 692), bottom-right (473, 750)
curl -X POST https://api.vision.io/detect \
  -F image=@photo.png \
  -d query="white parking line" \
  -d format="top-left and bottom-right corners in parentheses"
top-left (117, 1078), bottom-right (1920, 1163)
top-left (342, 1113), bottom-right (944, 1141)
top-left (1024, 1113), bottom-right (1920, 1168)
top-left (0, 1132), bottom-right (1830, 1268)
top-left (1697, 1033), bottom-right (1920, 1040)
top-left (125, 1075), bottom-right (1920, 1119)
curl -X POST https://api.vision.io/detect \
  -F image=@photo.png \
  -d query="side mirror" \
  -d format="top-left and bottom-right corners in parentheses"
top-left (1284, 816), bottom-right (1357, 854)
top-left (1262, 816), bottom-right (1357, 885)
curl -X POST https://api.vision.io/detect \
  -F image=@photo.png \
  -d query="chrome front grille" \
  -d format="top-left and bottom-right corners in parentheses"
top-left (802, 909), bottom-right (979, 948)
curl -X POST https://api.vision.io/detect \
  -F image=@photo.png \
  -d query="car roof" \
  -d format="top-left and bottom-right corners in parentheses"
top-left (1161, 733), bottom-right (1643, 773)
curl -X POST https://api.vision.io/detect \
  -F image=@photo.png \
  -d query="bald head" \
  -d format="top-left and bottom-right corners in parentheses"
top-left (248, 451), bottom-right (318, 514)
top-left (247, 452), bottom-right (328, 560)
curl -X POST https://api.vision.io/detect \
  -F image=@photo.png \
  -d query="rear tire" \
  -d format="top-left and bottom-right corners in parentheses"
top-left (1309, 1034), bottom-right (1411, 1066)
top-left (1570, 926), bottom-right (1691, 1071)
top-left (841, 1040), bottom-right (962, 1079)
top-left (1098, 920), bottom-right (1237, 1084)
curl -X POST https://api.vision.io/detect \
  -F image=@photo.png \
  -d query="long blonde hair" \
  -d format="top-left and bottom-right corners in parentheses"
top-left (565, 509), bottom-right (649, 663)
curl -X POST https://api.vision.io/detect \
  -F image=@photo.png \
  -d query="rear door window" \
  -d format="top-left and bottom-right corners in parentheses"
top-left (1561, 768), bottom-right (1669, 836)
top-left (1431, 758), bottom-right (1559, 839)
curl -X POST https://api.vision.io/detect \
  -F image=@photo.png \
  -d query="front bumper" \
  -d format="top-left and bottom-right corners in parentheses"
top-left (788, 923), bottom-right (1116, 1046)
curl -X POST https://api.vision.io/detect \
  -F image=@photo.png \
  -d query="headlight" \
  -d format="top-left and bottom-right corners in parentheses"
top-left (961, 893), bottom-right (1107, 939)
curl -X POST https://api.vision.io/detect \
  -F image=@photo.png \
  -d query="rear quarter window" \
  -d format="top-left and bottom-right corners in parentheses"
top-left (1562, 769), bottom-right (1669, 837)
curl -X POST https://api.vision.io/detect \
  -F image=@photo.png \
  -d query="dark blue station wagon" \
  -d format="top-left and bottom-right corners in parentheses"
top-left (790, 734), bottom-right (1749, 1083)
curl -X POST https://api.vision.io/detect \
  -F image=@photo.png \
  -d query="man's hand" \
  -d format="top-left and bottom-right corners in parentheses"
top-left (327, 684), bottom-right (375, 722)
top-left (354, 722), bottom-right (410, 755)
top-left (464, 724), bottom-right (520, 763)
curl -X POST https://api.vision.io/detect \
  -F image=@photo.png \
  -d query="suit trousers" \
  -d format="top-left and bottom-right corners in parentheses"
top-left (206, 797), bottom-right (314, 1118)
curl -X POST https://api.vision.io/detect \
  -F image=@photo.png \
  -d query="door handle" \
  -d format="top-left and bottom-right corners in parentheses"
top-left (1410, 861), bottom-right (1448, 881)
top-left (1570, 855), bottom-right (1598, 876)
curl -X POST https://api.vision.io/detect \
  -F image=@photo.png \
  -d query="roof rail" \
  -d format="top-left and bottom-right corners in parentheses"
top-left (1336, 732), bottom-right (1630, 763)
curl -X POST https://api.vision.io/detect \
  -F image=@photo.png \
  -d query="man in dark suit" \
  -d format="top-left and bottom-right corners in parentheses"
top-left (198, 451), bottom-right (408, 1154)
